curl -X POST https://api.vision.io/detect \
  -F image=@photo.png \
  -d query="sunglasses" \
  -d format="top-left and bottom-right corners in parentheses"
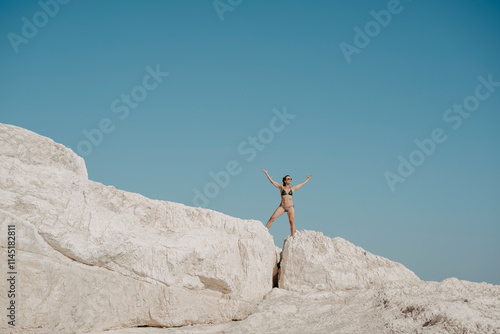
top-left (285, 178), bottom-right (292, 180)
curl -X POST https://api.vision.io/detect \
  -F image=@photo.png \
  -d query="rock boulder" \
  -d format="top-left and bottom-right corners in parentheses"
top-left (278, 230), bottom-right (422, 293)
top-left (0, 123), bottom-right (277, 333)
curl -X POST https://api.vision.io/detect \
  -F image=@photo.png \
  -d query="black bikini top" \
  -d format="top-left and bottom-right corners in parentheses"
top-left (281, 187), bottom-right (293, 196)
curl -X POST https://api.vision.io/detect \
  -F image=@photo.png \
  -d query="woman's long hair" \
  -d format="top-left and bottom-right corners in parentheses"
top-left (282, 175), bottom-right (291, 186)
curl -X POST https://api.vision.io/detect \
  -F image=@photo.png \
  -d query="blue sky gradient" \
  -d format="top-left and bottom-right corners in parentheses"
top-left (1, 0), bottom-right (499, 284)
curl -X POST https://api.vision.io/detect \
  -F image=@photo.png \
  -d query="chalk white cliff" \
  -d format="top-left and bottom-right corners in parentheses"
top-left (0, 123), bottom-right (277, 333)
top-left (1, 123), bottom-right (499, 334)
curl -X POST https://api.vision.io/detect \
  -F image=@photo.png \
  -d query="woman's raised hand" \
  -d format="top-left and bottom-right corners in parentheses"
top-left (306, 174), bottom-right (313, 178)
top-left (261, 168), bottom-right (268, 174)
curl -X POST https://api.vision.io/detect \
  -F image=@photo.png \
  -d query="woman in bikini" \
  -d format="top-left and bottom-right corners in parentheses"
top-left (261, 168), bottom-right (313, 239)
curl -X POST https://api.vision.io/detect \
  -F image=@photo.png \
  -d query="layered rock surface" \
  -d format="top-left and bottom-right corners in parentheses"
top-left (1, 123), bottom-right (499, 334)
top-left (100, 278), bottom-right (496, 334)
top-left (0, 123), bottom-right (277, 333)
top-left (90, 233), bottom-right (500, 334)
top-left (278, 230), bottom-right (421, 292)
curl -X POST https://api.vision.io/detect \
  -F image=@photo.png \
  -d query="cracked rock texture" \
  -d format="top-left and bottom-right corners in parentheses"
top-left (90, 233), bottom-right (500, 334)
top-left (1, 123), bottom-right (499, 334)
top-left (0, 123), bottom-right (277, 333)
top-left (278, 230), bottom-right (422, 293)
top-left (91, 279), bottom-right (499, 334)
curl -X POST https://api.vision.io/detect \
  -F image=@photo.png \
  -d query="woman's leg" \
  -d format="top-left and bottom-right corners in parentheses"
top-left (287, 206), bottom-right (295, 238)
top-left (266, 206), bottom-right (285, 229)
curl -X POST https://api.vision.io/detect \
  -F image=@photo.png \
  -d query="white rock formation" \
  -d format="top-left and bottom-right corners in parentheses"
top-left (0, 123), bottom-right (277, 333)
top-left (88, 281), bottom-right (500, 333)
top-left (278, 230), bottom-right (422, 293)
top-left (89, 233), bottom-right (500, 333)
top-left (1, 123), bottom-right (499, 334)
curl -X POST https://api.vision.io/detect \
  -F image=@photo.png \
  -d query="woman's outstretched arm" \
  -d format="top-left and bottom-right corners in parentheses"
top-left (261, 168), bottom-right (281, 188)
top-left (292, 174), bottom-right (313, 191)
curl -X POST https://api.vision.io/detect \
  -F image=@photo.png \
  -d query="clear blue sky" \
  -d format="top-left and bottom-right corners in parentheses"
top-left (1, 0), bottom-right (499, 285)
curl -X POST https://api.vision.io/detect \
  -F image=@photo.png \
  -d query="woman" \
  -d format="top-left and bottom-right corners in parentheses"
top-left (261, 168), bottom-right (313, 239)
